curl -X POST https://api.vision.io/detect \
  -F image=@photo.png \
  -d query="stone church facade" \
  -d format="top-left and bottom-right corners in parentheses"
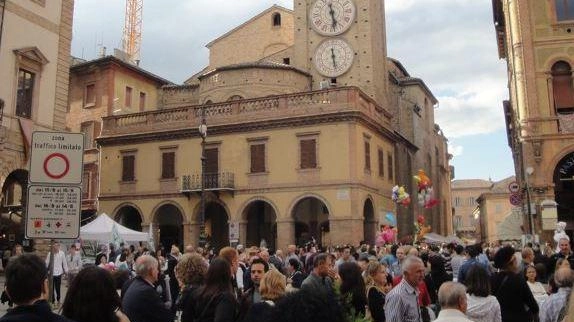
top-left (91, 1), bottom-right (452, 249)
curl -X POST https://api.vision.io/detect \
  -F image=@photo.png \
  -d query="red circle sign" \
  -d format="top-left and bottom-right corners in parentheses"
top-left (43, 153), bottom-right (70, 179)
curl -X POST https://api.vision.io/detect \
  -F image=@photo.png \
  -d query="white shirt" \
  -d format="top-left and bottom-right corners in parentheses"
top-left (527, 281), bottom-right (549, 306)
top-left (434, 309), bottom-right (474, 322)
top-left (46, 250), bottom-right (68, 276)
top-left (466, 294), bottom-right (502, 322)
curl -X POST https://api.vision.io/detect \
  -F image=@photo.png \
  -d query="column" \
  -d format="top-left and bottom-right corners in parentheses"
top-left (276, 219), bottom-right (295, 250)
top-left (329, 217), bottom-right (363, 246)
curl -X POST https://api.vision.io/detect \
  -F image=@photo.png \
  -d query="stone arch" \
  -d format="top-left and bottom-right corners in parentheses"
top-left (151, 200), bottom-right (188, 224)
top-left (287, 193), bottom-right (332, 217)
top-left (240, 197), bottom-right (279, 250)
top-left (546, 144), bottom-right (574, 184)
top-left (262, 42), bottom-right (289, 57)
top-left (289, 193), bottom-right (331, 247)
top-left (544, 55), bottom-right (574, 71)
top-left (192, 195), bottom-right (231, 251)
top-left (239, 196), bottom-right (280, 221)
top-left (152, 201), bottom-right (185, 249)
top-left (363, 195), bottom-right (376, 245)
top-left (0, 169), bottom-right (29, 250)
top-left (113, 202), bottom-right (144, 232)
top-left (552, 150), bottom-right (574, 228)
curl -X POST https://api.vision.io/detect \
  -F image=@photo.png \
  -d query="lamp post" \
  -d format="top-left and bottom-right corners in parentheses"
top-left (198, 112), bottom-right (207, 247)
top-left (525, 166), bottom-right (535, 236)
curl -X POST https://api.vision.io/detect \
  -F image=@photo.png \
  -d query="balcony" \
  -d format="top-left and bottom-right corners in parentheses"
top-left (100, 87), bottom-right (393, 139)
top-left (181, 172), bottom-right (235, 195)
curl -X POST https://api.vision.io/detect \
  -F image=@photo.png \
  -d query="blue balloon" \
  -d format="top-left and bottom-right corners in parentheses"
top-left (385, 212), bottom-right (396, 226)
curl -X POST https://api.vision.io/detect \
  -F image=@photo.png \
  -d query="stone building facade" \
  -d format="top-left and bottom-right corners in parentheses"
top-left (67, 55), bottom-right (171, 223)
top-left (92, 0), bottom-right (452, 249)
top-left (493, 0), bottom-right (574, 241)
top-left (0, 0), bottom-right (74, 251)
top-left (451, 179), bottom-right (493, 241)
top-left (476, 176), bottom-right (522, 243)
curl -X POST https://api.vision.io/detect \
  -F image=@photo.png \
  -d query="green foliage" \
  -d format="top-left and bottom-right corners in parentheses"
top-left (333, 280), bottom-right (371, 322)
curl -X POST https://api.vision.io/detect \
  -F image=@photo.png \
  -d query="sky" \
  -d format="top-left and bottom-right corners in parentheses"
top-left (71, 0), bottom-right (515, 181)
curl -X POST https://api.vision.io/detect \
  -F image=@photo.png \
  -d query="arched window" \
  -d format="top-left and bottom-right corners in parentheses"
top-left (552, 61), bottom-right (574, 113)
top-left (272, 13), bottom-right (281, 26)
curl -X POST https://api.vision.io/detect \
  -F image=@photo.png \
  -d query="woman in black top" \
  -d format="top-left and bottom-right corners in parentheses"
top-left (364, 261), bottom-right (388, 322)
top-left (184, 258), bottom-right (238, 322)
top-left (338, 262), bottom-right (367, 318)
top-left (424, 254), bottom-right (452, 305)
top-left (491, 246), bottom-right (538, 322)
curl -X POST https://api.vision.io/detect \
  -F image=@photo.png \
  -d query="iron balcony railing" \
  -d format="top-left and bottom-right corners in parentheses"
top-left (181, 172), bottom-right (235, 192)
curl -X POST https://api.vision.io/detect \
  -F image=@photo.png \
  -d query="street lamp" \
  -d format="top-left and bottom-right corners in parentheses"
top-left (525, 166), bottom-right (535, 236)
top-left (198, 112), bottom-right (207, 246)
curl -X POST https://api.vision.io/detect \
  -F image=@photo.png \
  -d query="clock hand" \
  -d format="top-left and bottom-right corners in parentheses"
top-left (328, 2), bottom-right (337, 31)
top-left (331, 47), bottom-right (337, 68)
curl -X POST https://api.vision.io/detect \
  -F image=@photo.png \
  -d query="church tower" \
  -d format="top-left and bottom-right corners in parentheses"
top-left (293, 0), bottom-right (389, 107)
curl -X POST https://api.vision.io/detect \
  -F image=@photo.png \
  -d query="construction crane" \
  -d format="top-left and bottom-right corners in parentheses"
top-left (122, 0), bottom-right (143, 65)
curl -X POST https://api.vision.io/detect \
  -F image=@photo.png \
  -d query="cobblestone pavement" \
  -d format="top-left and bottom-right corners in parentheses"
top-left (0, 274), bottom-right (69, 316)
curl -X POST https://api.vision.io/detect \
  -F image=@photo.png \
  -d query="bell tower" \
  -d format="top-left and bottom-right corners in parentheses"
top-left (293, 0), bottom-right (389, 108)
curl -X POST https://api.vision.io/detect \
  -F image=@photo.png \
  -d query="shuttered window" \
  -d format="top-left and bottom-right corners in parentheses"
top-left (300, 139), bottom-right (317, 169)
top-left (16, 69), bottom-right (34, 118)
top-left (250, 144), bottom-right (266, 173)
top-left (378, 149), bottom-right (384, 177)
top-left (364, 141), bottom-right (371, 171)
top-left (161, 152), bottom-right (175, 179)
top-left (84, 84), bottom-right (96, 106)
top-left (122, 155), bottom-right (135, 181)
top-left (552, 61), bottom-right (574, 112)
top-left (555, 0), bottom-right (574, 21)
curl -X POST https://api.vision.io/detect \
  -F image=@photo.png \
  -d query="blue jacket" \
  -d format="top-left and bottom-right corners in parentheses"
top-left (122, 277), bottom-right (172, 322)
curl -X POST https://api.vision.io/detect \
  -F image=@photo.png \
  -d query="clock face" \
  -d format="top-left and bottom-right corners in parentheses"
top-left (310, 0), bottom-right (356, 36)
top-left (313, 38), bottom-right (354, 78)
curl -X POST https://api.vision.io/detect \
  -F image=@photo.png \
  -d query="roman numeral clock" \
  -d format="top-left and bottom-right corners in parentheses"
top-left (310, 0), bottom-right (356, 78)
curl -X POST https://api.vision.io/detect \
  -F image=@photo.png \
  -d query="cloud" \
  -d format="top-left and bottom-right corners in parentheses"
top-left (386, 0), bottom-right (508, 139)
top-left (448, 143), bottom-right (464, 157)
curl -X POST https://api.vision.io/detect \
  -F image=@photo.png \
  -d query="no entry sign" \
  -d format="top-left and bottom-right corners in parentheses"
top-left (29, 132), bottom-right (84, 184)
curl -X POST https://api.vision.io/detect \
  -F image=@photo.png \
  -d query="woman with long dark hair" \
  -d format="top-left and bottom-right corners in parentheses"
top-left (61, 266), bottom-right (130, 322)
top-left (184, 257), bottom-right (238, 322)
top-left (338, 261), bottom-right (367, 318)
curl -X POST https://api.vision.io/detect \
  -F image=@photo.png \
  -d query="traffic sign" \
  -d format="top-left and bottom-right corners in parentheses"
top-left (509, 193), bottom-right (522, 206)
top-left (25, 185), bottom-right (81, 239)
top-left (508, 181), bottom-right (520, 193)
top-left (29, 131), bottom-right (84, 184)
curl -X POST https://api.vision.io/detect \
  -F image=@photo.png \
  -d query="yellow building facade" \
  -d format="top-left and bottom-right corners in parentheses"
top-left (493, 0), bottom-right (574, 240)
top-left (91, 0), bottom-right (452, 249)
top-left (0, 0), bottom-right (74, 251)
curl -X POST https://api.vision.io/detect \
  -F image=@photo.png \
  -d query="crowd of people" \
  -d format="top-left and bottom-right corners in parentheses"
top-left (0, 234), bottom-right (573, 322)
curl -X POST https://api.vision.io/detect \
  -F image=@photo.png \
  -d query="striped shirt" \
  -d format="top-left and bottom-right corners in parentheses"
top-left (384, 278), bottom-right (422, 322)
top-left (539, 287), bottom-right (571, 322)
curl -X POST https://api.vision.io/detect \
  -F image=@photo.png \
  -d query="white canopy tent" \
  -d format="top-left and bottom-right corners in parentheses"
top-left (80, 213), bottom-right (148, 242)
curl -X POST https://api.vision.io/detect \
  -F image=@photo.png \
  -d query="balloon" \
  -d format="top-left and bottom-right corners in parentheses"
top-left (385, 212), bottom-right (397, 226)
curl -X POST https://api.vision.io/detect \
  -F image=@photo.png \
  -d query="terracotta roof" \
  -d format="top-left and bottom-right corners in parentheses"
top-left (451, 179), bottom-right (493, 189)
top-left (198, 60), bottom-right (311, 79)
top-left (71, 55), bottom-right (173, 85)
top-left (490, 175), bottom-right (517, 193)
top-left (397, 76), bottom-right (438, 104)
